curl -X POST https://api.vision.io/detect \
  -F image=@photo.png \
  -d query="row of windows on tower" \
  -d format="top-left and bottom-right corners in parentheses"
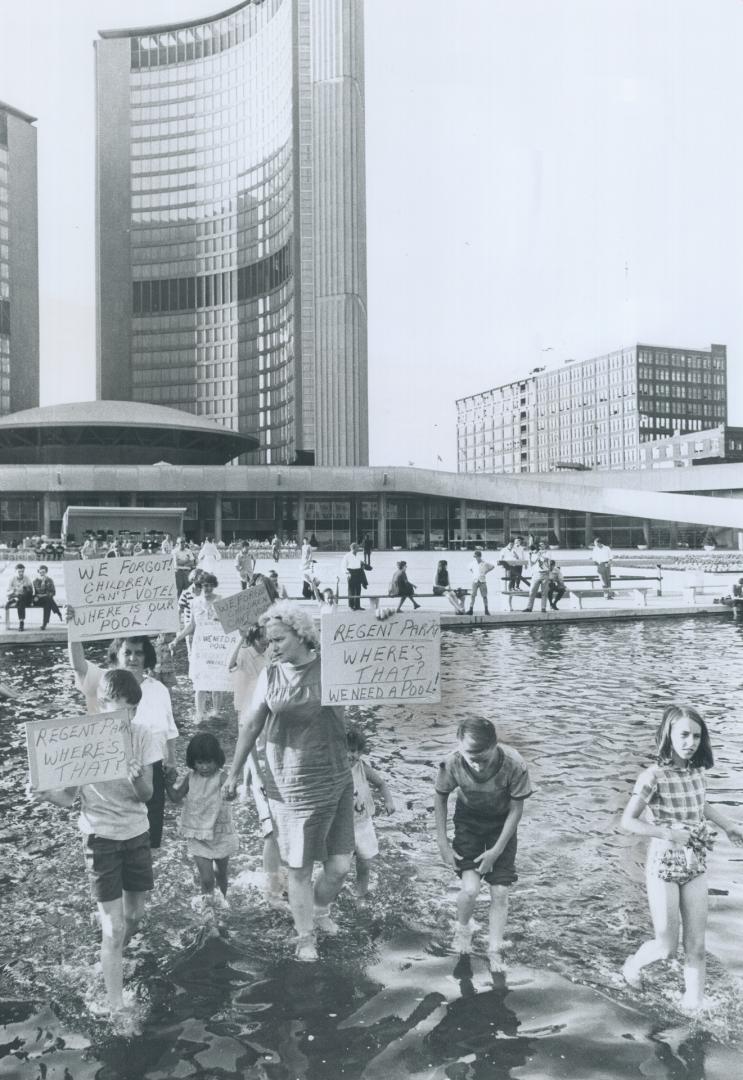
top-left (132, 242), bottom-right (292, 314)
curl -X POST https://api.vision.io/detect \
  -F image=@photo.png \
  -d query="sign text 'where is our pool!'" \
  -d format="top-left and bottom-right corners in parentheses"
top-left (64, 555), bottom-right (180, 641)
top-left (320, 610), bottom-right (441, 705)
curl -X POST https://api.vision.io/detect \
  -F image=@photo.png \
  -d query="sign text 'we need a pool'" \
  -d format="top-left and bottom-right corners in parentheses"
top-left (64, 555), bottom-right (179, 641)
top-left (320, 610), bottom-right (441, 705)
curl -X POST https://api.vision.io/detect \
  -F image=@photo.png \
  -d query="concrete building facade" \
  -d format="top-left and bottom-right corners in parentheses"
top-left (457, 343), bottom-right (727, 475)
top-left (0, 102), bottom-right (39, 417)
top-left (638, 424), bottom-right (743, 469)
top-left (95, 0), bottom-right (367, 467)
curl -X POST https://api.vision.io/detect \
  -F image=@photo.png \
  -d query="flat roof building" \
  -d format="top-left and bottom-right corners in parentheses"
top-left (457, 343), bottom-right (727, 475)
top-left (95, 0), bottom-right (368, 467)
top-left (638, 424), bottom-right (743, 470)
top-left (0, 102), bottom-right (39, 416)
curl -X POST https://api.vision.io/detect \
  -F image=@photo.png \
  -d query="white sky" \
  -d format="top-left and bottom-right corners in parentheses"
top-left (1, 0), bottom-right (742, 469)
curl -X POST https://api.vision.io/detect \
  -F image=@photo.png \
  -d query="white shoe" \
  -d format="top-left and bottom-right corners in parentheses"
top-left (621, 956), bottom-right (643, 989)
top-left (214, 891), bottom-right (230, 911)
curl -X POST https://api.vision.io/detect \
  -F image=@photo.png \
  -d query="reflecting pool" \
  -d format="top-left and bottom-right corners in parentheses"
top-left (1, 617), bottom-right (743, 1079)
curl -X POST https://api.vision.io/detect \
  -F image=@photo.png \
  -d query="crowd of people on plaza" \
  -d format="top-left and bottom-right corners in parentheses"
top-left (7, 524), bottom-right (739, 1035)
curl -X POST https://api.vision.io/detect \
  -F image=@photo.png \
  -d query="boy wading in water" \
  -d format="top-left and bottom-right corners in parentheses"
top-left (435, 717), bottom-right (532, 971)
top-left (34, 669), bottom-right (157, 1033)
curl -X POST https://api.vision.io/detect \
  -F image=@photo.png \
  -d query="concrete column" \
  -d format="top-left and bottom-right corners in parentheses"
top-left (423, 500), bottom-right (431, 549)
top-left (584, 512), bottom-right (593, 546)
top-left (669, 521), bottom-right (679, 548)
top-left (297, 494), bottom-right (306, 543)
top-left (129, 494), bottom-right (137, 507)
top-left (214, 495), bottom-right (222, 543)
top-left (460, 500), bottom-right (467, 547)
top-left (551, 509), bottom-right (561, 544)
top-left (377, 493), bottom-right (387, 551)
top-left (41, 493), bottom-right (51, 537)
top-left (502, 505), bottom-right (510, 542)
top-left (643, 519), bottom-right (651, 545)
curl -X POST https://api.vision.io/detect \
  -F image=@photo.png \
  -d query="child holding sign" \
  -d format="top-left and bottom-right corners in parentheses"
top-left (34, 669), bottom-right (158, 1032)
top-left (166, 732), bottom-right (238, 913)
top-left (435, 717), bottom-right (532, 972)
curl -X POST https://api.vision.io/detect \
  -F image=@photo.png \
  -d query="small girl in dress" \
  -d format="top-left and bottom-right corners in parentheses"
top-left (166, 732), bottom-right (238, 913)
top-left (346, 725), bottom-right (395, 897)
top-left (621, 704), bottom-right (743, 1011)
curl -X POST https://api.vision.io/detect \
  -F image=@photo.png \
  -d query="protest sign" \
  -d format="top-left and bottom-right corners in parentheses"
top-left (26, 710), bottom-right (133, 792)
top-left (190, 623), bottom-right (240, 691)
top-left (212, 579), bottom-right (274, 634)
top-left (64, 555), bottom-right (179, 641)
top-left (320, 610), bottom-right (441, 705)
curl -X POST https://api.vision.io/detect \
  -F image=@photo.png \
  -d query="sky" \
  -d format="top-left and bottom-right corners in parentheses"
top-left (0, 0), bottom-right (742, 470)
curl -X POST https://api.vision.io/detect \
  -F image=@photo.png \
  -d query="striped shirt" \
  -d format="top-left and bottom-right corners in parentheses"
top-left (632, 762), bottom-right (706, 827)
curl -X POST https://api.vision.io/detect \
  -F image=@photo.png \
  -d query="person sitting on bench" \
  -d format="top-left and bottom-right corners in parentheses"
top-left (32, 564), bottom-right (64, 629)
top-left (5, 563), bottom-right (33, 631)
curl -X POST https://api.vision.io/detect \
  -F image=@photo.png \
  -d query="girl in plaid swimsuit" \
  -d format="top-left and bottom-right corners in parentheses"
top-left (620, 704), bottom-right (743, 1012)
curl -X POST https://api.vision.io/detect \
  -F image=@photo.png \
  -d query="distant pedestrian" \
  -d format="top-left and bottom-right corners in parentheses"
top-left (341, 542), bottom-right (366, 611)
top-left (271, 535), bottom-right (281, 563)
top-left (523, 542), bottom-right (551, 613)
top-left (197, 536), bottom-right (221, 575)
top-left (173, 536), bottom-right (196, 597)
top-left (591, 537), bottom-right (615, 599)
top-left (433, 559), bottom-right (466, 614)
top-left (388, 560), bottom-right (420, 612)
top-left (546, 560), bottom-right (566, 610)
top-left (235, 541), bottom-right (255, 591)
top-left (362, 534), bottom-right (373, 570)
top-left (466, 550), bottom-right (494, 616)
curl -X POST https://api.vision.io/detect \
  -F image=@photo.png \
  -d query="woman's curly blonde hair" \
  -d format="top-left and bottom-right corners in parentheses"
top-left (259, 600), bottom-right (320, 651)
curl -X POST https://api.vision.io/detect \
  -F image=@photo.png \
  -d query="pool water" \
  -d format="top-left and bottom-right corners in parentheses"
top-left (1, 618), bottom-right (743, 1079)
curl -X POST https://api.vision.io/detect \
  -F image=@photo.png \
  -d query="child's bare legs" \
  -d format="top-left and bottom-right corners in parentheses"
top-left (122, 889), bottom-right (147, 948)
top-left (195, 691), bottom-right (210, 723)
top-left (488, 885), bottom-right (509, 969)
top-left (194, 854), bottom-right (216, 896)
top-left (355, 854), bottom-right (374, 897)
top-left (97, 898), bottom-right (126, 1011)
top-left (452, 869), bottom-right (480, 951)
top-left (214, 857), bottom-right (229, 897)
top-left (623, 869), bottom-right (680, 987)
top-left (679, 874), bottom-right (708, 1010)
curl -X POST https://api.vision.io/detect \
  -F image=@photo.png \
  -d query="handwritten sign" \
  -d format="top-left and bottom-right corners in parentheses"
top-left (212, 580), bottom-right (274, 634)
top-left (320, 611), bottom-right (441, 705)
top-left (190, 624), bottom-right (239, 691)
top-left (64, 555), bottom-right (179, 641)
top-left (26, 710), bottom-right (133, 792)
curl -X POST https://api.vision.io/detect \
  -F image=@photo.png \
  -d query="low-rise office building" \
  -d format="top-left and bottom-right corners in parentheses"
top-left (457, 343), bottom-right (728, 474)
top-left (638, 424), bottom-right (743, 469)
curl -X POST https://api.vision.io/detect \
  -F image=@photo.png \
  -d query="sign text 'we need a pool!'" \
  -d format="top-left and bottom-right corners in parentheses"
top-left (64, 556), bottom-right (180, 641)
top-left (320, 610), bottom-right (441, 705)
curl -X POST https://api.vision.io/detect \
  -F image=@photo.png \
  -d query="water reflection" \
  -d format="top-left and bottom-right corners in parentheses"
top-left (1, 620), bottom-right (743, 1077)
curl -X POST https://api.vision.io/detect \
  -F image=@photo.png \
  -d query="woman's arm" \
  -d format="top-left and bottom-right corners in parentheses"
top-left (166, 771), bottom-right (190, 804)
top-left (171, 614), bottom-right (196, 650)
top-left (66, 606), bottom-right (88, 679)
top-left (621, 793), bottom-right (688, 843)
top-left (705, 800), bottom-right (743, 845)
top-left (224, 702), bottom-right (270, 793)
top-left (228, 639), bottom-right (243, 671)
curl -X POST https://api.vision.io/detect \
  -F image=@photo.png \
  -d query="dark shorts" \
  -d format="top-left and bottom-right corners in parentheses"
top-left (452, 814), bottom-right (518, 886)
top-left (82, 830), bottom-right (153, 903)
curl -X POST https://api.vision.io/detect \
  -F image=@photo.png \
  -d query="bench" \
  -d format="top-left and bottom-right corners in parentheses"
top-left (565, 586), bottom-right (652, 610)
top-left (4, 599), bottom-right (65, 629)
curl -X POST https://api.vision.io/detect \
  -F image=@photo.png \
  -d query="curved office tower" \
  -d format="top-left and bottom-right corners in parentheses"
top-left (96, 0), bottom-right (367, 465)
